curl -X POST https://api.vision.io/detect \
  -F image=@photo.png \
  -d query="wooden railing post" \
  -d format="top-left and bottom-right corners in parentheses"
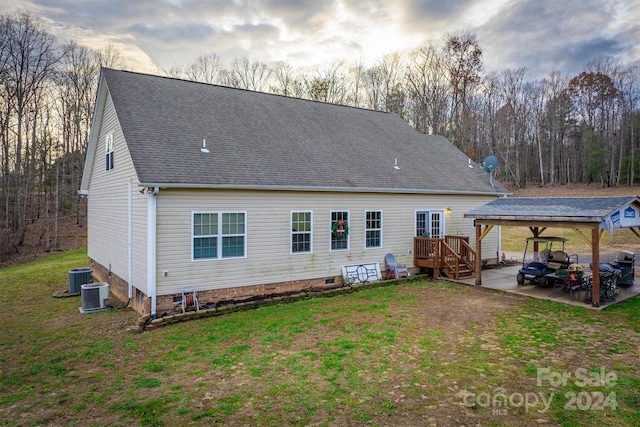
top-left (592, 227), bottom-right (600, 306)
top-left (475, 223), bottom-right (482, 285)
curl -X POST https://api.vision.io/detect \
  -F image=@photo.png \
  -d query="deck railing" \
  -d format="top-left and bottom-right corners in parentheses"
top-left (413, 237), bottom-right (441, 269)
top-left (414, 236), bottom-right (476, 278)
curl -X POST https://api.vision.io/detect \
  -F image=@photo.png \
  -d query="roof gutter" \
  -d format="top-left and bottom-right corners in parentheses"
top-left (137, 182), bottom-right (510, 197)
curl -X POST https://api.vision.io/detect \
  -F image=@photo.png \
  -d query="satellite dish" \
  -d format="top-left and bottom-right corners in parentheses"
top-left (482, 155), bottom-right (499, 188)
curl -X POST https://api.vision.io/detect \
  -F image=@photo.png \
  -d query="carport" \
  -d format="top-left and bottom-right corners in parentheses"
top-left (465, 196), bottom-right (640, 307)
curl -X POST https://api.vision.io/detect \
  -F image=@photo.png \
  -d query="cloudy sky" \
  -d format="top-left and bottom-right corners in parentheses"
top-left (3, 0), bottom-right (639, 80)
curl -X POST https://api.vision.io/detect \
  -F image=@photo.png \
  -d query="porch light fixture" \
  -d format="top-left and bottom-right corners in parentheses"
top-left (446, 206), bottom-right (452, 215)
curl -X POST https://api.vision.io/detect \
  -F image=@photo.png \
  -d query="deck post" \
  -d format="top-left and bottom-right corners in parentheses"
top-left (592, 227), bottom-right (600, 306)
top-left (475, 223), bottom-right (482, 285)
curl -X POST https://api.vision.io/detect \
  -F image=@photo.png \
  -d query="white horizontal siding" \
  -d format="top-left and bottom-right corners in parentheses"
top-left (87, 93), bottom-right (148, 293)
top-left (154, 189), bottom-right (500, 295)
top-left (131, 189), bottom-right (148, 294)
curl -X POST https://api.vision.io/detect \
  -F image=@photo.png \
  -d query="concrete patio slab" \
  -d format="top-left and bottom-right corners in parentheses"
top-left (452, 256), bottom-right (640, 310)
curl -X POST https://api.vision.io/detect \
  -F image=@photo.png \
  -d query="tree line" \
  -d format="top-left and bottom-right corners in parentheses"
top-left (0, 13), bottom-right (121, 258)
top-left (166, 34), bottom-right (640, 189)
top-left (1, 12), bottom-right (639, 258)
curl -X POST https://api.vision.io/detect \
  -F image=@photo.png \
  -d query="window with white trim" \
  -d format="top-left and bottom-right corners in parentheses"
top-left (416, 210), bottom-right (444, 238)
top-left (365, 210), bottom-right (382, 248)
top-left (105, 133), bottom-right (114, 171)
top-left (193, 212), bottom-right (246, 260)
top-left (330, 211), bottom-right (349, 251)
top-left (291, 211), bottom-right (312, 253)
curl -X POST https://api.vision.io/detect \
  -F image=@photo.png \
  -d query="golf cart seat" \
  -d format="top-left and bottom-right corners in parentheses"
top-left (547, 250), bottom-right (569, 270)
top-left (538, 250), bottom-right (548, 262)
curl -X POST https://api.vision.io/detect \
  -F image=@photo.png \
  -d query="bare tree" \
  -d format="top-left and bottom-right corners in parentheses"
top-left (362, 65), bottom-right (384, 110)
top-left (95, 43), bottom-right (122, 69)
top-left (362, 53), bottom-right (405, 114)
top-left (568, 70), bottom-right (619, 185)
top-left (617, 65), bottom-right (640, 185)
top-left (164, 63), bottom-right (186, 79)
top-left (230, 57), bottom-right (272, 91)
top-left (306, 61), bottom-right (350, 104)
top-left (270, 62), bottom-right (307, 98)
top-left (443, 30), bottom-right (483, 154)
top-left (185, 53), bottom-right (222, 84)
top-left (348, 59), bottom-right (366, 108)
top-left (0, 13), bottom-right (62, 252)
top-left (52, 40), bottom-right (102, 243)
top-left (537, 71), bottom-right (571, 184)
top-left (406, 43), bottom-right (450, 135)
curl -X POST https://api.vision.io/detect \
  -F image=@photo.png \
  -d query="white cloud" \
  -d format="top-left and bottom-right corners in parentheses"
top-left (1, 0), bottom-right (638, 79)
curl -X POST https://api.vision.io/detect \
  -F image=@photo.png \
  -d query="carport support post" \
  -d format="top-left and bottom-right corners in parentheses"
top-left (592, 227), bottom-right (600, 307)
top-left (475, 223), bottom-right (482, 285)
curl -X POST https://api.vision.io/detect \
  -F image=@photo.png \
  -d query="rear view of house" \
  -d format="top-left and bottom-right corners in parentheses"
top-left (80, 68), bottom-right (508, 317)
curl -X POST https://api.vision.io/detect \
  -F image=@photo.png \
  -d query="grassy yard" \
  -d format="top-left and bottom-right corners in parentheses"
top-left (1, 249), bottom-right (639, 426)
top-left (501, 226), bottom-right (640, 256)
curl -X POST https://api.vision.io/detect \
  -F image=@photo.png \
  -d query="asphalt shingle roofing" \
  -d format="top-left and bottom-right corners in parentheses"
top-left (101, 68), bottom-right (507, 195)
top-left (465, 196), bottom-right (640, 223)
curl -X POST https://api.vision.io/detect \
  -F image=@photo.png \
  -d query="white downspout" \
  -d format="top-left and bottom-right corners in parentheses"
top-left (147, 187), bottom-right (159, 318)
top-left (128, 178), bottom-right (133, 299)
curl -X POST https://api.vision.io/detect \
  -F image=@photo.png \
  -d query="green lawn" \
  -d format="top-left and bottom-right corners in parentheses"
top-left (1, 249), bottom-right (639, 426)
top-left (501, 225), bottom-right (640, 255)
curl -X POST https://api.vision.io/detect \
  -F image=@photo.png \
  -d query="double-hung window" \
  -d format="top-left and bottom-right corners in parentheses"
top-left (330, 211), bottom-right (349, 251)
top-left (416, 210), bottom-right (444, 238)
top-left (193, 212), bottom-right (246, 260)
top-left (365, 210), bottom-right (382, 248)
top-left (105, 133), bottom-right (114, 171)
top-left (291, 211), bottom-right (312, 253)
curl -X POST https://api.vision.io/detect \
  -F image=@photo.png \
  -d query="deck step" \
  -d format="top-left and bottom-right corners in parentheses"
top-left (442, 265), bottom-right (474, 280)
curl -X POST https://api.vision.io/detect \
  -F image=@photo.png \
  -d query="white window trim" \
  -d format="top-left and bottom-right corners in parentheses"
top-left (330, 210), bottom-right (350, 252)
top-left (105, 133), bottom-right (114, 171)
top-left (414, 209), bottom-right (445, 238)
top-left (191, 211), bottom-right (248, 261)
top-left (291, 210), bottom-right (313, 255)
top-left (364, 210), bottom-right (383, 249)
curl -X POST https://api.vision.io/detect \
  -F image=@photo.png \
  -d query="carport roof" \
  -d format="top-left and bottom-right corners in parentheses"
top-left (465, 195), bottom-right (640, 306)
top-left (464, 196), bottom-right (640, 228)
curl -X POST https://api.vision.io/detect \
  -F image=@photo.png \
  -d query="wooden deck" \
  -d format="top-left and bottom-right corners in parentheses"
top-left (413, 236), bottom-right (476, 280)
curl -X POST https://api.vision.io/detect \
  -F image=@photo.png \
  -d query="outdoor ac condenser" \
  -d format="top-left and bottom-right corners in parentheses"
top-left (80, 282), bottom-right (110, 312)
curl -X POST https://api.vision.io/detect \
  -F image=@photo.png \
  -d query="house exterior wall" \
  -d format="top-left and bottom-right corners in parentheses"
top-left (86, 92), bottom-right (148, 309)
top-left (153, 189), bottom-right (500, 300)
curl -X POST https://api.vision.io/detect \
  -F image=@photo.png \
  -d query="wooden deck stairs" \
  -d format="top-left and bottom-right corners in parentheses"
top-left (413, 236), bottom-right (476, 280)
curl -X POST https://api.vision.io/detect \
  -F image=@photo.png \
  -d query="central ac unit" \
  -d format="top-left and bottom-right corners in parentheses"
top-left (80, 282), bottom-right (110, 312)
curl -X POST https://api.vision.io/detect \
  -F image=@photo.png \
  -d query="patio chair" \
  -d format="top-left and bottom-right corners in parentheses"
top-left (385, 253), bottom-right (409, 279)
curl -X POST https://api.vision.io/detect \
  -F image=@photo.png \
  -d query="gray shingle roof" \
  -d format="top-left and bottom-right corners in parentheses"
top-left (102, 68), bottom-right (507, 195)
top-left (465, 196), bottom-right (640, 223)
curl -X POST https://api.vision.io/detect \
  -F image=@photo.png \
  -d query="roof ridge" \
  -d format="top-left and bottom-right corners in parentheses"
top-left (102, 67), bottom-right (389, 115)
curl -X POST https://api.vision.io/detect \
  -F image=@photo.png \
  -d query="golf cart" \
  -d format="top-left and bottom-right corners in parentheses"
top-left (516, 237), bottom-right (577, 287)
